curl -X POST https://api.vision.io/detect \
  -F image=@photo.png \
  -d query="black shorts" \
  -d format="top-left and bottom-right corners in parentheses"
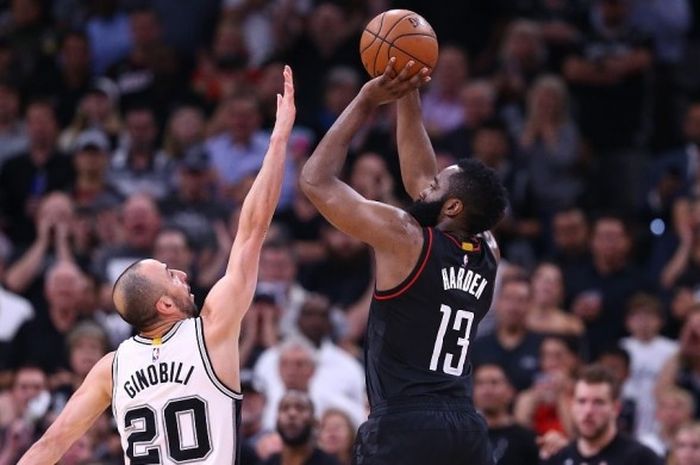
top-left (352, 402), bottom-right (494, 465)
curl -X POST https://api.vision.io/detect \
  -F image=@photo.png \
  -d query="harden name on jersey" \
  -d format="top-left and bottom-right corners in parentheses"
top-left (441, 266), bottom-right (489, 299)
top-left (123, 361), bottom-right (195, 398)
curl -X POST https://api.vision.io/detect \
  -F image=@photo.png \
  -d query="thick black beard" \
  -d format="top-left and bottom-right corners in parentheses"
top-left (405, 198), bottom-right (444, 227)
top-left (277, 422), bottom-right (313, 447)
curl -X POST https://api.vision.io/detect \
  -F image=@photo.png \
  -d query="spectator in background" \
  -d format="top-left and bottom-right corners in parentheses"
top-left (318, 409), bottom-right (356, 465)
top-left (6, 261), bottom-right (83, 374)
top-left (257, 336), bottom-right (366, 433)
top-left (421, 45), bottom-right (469, 138)
top-left (262, 390), bottom-right (340, 465)
top-left (439, 79), bottom-right (498, 160)
top-left (206, 92), bottom-right (296, 208)
top-left (567, 214), bottom-right (646, 359)
top-left (549, 207), bottom-right (590, 294)
top-left (621, 293), bottom-right (679, 437)
top-left (192, 19), bottom-right (249, 106)
top-left (312, 66), bottom-right (361, 137)
top-left (473, 364), bottom-right (540, 465)
top-left (93, 192), bottom-right (161, 305)
top-left (49, 321), bottom-right (108, 417)
top-left (543, 364), bottom-right (661, 465)
top-left (4, 192), bottom-right (76, 306)
top-left (347, 151), bottom-right (399, 206)
top-left (639, 387), bottom-right (694, 457)
top-left (162, 105), bottom-right (206, 161)
top-left (32, 30), bottom-right (93, 127)
top-left (58, 78), bottom-right (121, 153)
top-left (527, 262), bottom-right (584, 336)
top-left (152, 226), bottom-right (208, 306)
top-left (279, 1), bottom-right (363, 128)
top-left (300, 224), bottom-right (372, 308)
top-left (562, 0), bottom-right (654, 210)
top-left (159, 144), bottom-right (229, 252)
top-left (0, 365), bottom-right (47, 429)
top-left (519, 75), bottom-right (583, 217)
top-left (668, 421), bottom-right (700, 465)
top-left (85, 0), bottom-right (132, 75)
top-left (0, 80), bottom-right (27, 165)
top-left (597, 346), bottom-right (637, 435)
top-left (109, 105), bottom-right (172, 200)
top-left (0, 100), bottom-right (73, 246)
top-left (514, 335), bottom-right (578, 437)
top-left (240, 373), bottom-right (270, 459)
top-left (494, 19), bottom-right (549, 137)
top-left (657, 306), bottom-right (700, 418)
top-left (472, 277), bottom-right (543, 391)
top-left (70, 129), bottom-right (118, 209)
top-left (240, 291), bottom-right (282, 370)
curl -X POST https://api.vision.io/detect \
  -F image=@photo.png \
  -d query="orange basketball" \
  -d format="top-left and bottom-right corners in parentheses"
top-left (359, 9), bottom-right (439, 78)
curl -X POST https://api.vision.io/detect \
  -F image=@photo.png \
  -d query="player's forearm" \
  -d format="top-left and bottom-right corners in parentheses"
top-left (396, 90), bottom-right (437, 199)
top-left (229, 135), bottom-right (288, 269)
top-left (300, 92), bottom-right (374, 195)
top-left (17, 437), bottom-right (63, 465)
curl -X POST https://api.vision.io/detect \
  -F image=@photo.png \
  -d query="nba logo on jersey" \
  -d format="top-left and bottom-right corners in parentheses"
top-left (152, 347), bottom-right (160, 362)
top-left (463, 254), bottom-right (469, 268)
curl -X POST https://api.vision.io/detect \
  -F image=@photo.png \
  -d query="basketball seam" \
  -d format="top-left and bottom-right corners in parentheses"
top-left (371, 11), bottom-right (415, 76)
top-left (363, 30), bottom-right (437, 71)
top-left (360, 12), bottom-right (386, 55)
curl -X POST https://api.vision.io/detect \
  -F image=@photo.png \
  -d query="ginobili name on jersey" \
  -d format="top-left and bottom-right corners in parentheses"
top-left (441, 266), bottom-right (488, 299)
top-left (123, 362), bottom-right (195, 398)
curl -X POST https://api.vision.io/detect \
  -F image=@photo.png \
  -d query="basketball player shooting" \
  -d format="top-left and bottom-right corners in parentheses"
top-left (300, 59), bottom-right (507, 465)
top-left (17, 66), bottom-right (296, 465)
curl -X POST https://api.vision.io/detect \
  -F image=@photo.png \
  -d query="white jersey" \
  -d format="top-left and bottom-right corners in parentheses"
top-left (112, 318), bottom-right (242, 465)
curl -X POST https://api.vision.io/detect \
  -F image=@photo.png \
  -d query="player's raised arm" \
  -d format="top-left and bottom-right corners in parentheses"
top-left (300, 60), bottom-right (429, 251)
top-left (200, 65), bottom-right (295, 327)
top-left (396, 70), bottom-right (438, 200)
top-left (17, 353), bottom-right (114, 465)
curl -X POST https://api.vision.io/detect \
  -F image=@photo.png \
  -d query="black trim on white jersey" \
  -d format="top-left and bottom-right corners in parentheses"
top-left (133, 320), bottom-right (185, 345)
top-left (111, 348), bottom-right (119, 419)
top-left (194, 318), bottom-right (243, 400)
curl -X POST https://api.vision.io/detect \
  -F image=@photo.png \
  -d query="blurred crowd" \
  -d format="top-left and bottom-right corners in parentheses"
top-left (1, 0), bottom-right (700, 464)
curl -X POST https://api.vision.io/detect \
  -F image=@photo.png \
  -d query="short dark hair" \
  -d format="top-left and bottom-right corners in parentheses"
top-left (576, 364), bottom-right (620, 400)
top-left (626, 292), bottom-right (663, 319)
top-left (112, 260), bottom-right (162, 332)
top-left (450, 159), bottom-right (507, 235)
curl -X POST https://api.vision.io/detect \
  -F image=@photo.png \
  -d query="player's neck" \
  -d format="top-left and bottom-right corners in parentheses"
top-left (139, 318), bottom-right (181, 339)
top-left (280, 442), bottom-right (314, 465)
top-left (577, 425), bottom-right (617, 457)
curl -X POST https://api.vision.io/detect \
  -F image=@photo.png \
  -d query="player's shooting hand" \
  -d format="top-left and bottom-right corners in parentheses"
top-left (361, 57), bottom-right (431, 106)
top-left (271, 65), bottom-right (296, 140)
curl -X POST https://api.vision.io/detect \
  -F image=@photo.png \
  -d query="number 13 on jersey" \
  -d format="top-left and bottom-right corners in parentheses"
top-left (429, 305), bottom-right (475, 376)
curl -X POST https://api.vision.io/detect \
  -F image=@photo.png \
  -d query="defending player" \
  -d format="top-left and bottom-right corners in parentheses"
top-left (17, 65), bottom-right (296, 465)
top-left (300, 59), bottom-right (507, 465)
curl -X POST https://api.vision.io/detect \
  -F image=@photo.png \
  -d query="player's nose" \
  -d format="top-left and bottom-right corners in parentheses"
top-left (173, 269), bottom-right (188, 282)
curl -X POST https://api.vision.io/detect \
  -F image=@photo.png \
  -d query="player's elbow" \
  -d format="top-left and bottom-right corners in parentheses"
top-left (299, 166), bottom-right (323, 199)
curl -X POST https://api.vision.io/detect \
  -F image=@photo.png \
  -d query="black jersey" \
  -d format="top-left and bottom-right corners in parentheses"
top-left (365, 227), bottom-right (498, 409)
top-left (544, 433), bottom-right (662, 465)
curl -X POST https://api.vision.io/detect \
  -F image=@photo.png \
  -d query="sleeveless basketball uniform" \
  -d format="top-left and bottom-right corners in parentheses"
top-left (353, 227), bottom-right (498, 465)
top-left (113, 318), bottom-right (242, 465)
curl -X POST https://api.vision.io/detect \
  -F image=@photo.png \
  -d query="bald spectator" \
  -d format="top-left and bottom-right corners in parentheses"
top-left (6, 261), bottom-right (84, 373)
top-left (257, 336), bottom-right (366, 433)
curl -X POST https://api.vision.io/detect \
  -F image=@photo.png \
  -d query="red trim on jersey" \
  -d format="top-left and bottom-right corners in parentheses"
top-left (373, 228), bottom-right (434, 300)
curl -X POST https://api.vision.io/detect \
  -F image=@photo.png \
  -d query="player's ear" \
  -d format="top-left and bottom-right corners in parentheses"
top-left (443, 197), bottom-right (463, 218)
top-left (155, 295), bottom-right (175, 315)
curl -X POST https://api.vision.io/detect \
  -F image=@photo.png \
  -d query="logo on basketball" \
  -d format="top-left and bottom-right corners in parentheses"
top-left (408, 16), bottom-right (419, 28)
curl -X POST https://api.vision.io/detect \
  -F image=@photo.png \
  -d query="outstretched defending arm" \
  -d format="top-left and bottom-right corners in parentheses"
top-left (201, 66), bottom-right (295, 330)
top-left (17, 353), bottom-right (114, 465)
